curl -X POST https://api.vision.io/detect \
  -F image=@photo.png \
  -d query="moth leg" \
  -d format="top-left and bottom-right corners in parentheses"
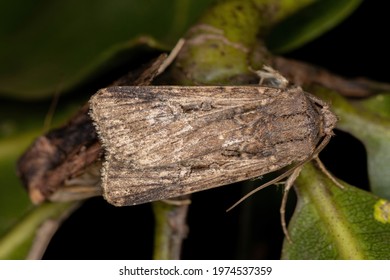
top-left (280, 157), bottom-right (343, 243)
top-left (314, 157), bottom-right (344, 189)
top-left (280, 166), bottom-right (302, 243)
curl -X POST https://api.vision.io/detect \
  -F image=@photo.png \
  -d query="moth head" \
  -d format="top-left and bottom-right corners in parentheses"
top-left (321, 105), bottom-right (338, 136)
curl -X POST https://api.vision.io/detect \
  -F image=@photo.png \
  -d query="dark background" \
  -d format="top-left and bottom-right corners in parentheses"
top-left (43, 1), bottom-right (385, 259)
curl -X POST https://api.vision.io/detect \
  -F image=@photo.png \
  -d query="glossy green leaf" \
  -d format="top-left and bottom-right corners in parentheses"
top-left (282, 163), bottom-right (390, 259)
top-left (0, 0), bottom-right (214, 100)
top-left (266, 0), bottom-right (362, 53)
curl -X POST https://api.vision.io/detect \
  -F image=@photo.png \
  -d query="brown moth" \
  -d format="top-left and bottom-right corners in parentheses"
top-left (89, 85), bottom-right (337, 207)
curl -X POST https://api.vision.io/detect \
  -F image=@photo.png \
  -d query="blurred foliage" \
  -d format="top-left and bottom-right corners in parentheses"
top-left (0, 0), bottom-right (213, 99)
top-left (266, 0), bottom-right (363, 53)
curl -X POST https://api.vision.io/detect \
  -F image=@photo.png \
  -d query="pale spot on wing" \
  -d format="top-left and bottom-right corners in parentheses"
top-left (178, 124), bottom-right (194, 133)
top-left (222, 138), bottom-right (243, 145)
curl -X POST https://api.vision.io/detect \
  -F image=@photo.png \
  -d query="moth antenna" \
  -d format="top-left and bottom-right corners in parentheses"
top-left (226, 165), bottom-right (300, 212)
top-left (312, 134), bottom-right (332, 156)
top-left (43, 81), bottom-right (63, 133)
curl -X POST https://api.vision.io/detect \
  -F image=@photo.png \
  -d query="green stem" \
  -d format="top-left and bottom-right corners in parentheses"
top-left (172, 0), bottom-right (314, 85)
top-left (152, 200), bottom-right (189, 260)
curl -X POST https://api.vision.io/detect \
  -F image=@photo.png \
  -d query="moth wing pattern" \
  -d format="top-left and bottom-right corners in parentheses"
top-left (89, 86), bottom-right (324, 206)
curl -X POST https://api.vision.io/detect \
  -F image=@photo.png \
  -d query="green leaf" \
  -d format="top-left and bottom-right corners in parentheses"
top-left (353, 94), bottom-right (390, 199)
top-left (282, 162), bottom-right (390, 259)
top-left (266, 0), bottom-right (363, 53)
top-left (0, 0), bottom-right (214, 100)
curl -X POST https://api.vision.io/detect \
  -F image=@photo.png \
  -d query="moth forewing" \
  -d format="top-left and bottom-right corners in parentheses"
top-left (89, 86), bottom-right (336, 206)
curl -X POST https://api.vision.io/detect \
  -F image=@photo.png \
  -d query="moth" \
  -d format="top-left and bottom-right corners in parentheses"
top-left (89, 85), bottom-right (337, 207)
